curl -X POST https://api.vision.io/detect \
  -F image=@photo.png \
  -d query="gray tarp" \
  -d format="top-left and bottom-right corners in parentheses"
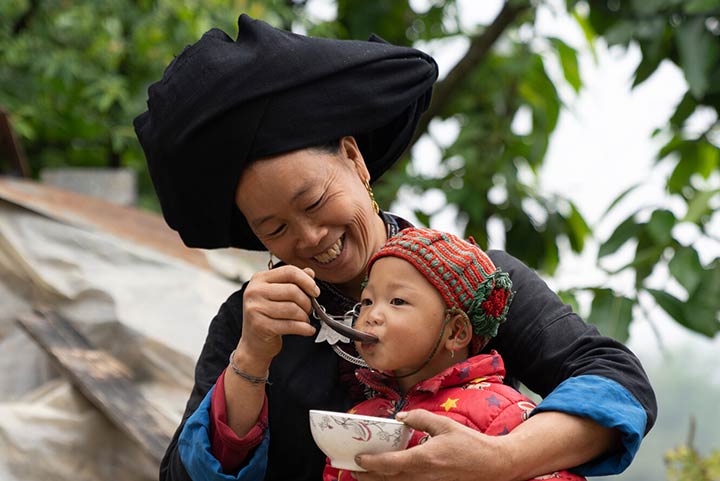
top-left (0, 178), bottom-right (265, 481)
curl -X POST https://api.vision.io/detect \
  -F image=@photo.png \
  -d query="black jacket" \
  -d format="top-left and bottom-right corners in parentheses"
top-left (159, 244), bottom-right (656, 480)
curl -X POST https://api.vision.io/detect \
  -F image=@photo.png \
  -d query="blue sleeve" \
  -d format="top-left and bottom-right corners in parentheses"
top-left (531, 374), bottom-right (646, 476)
top-left (177, 386), bottom-right (269, 481)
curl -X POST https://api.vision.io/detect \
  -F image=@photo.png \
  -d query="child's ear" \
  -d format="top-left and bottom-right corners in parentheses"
top-left (444, 313), bottom-right (472, 352)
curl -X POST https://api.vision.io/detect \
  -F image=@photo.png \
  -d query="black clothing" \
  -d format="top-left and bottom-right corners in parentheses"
top-left (159, 232), bottom-right (657, 480)
top-left (133, 15), bottom-right (438, 250)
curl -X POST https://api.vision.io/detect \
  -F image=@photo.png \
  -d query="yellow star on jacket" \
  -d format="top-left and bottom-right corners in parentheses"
top-left (440, 397), bottom-right (459, 412)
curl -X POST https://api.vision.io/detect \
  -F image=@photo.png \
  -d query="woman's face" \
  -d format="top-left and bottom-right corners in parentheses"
top-left (355, 256), bottom-right (450, 385)
top-left (235, 137), bottom-right (387, 293)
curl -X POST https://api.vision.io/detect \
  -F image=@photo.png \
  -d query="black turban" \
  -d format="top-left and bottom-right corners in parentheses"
top-left (134, 14), bottom-right (438, 250)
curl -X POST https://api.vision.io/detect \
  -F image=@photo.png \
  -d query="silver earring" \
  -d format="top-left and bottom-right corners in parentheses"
top-left (267, 252), bottom-right (274, 270)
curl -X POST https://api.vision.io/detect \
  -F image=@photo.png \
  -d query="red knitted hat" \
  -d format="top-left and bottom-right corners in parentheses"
top-left (367, 227), bottom-right (513, 350)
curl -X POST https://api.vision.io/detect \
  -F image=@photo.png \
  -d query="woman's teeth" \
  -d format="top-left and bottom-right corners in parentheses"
top-left (314, 236), bottom-right (344, 264)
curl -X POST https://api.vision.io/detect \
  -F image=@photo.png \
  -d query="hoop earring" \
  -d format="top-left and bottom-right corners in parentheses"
top-left (363, 179), bottom-right (380, 215)
top-left (267, 252), bottom-right (274, 270)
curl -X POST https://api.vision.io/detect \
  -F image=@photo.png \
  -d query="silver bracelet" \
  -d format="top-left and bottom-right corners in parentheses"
top-left (228, 349), bottom-right (270, 385)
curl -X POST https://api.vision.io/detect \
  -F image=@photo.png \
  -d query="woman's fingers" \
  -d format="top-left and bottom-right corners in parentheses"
top-left (353, 410), bottom-right (516, 481)
top-left (239, 265), bottom-right (321, 360)
top-left (257, 264), bottom-right (320, 298)
top-left (395, 409), bottom-right (457, 436)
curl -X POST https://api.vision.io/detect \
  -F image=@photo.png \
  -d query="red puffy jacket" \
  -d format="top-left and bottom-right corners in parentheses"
top-left (323, 351), bottom-right (585, 481)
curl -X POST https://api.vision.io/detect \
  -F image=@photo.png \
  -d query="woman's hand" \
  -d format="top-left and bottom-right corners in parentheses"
top-left (353, 409), bottom-right (521, 481)
top-left (238, 265), bottom-right (320, 363)
top-left (354, 409), bottom-right (618, 481)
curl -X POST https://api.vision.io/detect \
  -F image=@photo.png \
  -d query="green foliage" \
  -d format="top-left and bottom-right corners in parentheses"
top-left (571, 0), bottom-right (720, 340)
top-left (665, 418), bottom-right (720, 481)
top-left (1, 0), bottom-right (717, 341)
top-left (665, 446), bottom-right (720, 481)
top-left (587, 288), bottom-right (634, 341)
top-left (0, 0), bottom-right (294, 206)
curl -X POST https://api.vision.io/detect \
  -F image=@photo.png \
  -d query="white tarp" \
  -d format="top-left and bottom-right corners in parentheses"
top-left (0, 193), bottom-right (262, 481)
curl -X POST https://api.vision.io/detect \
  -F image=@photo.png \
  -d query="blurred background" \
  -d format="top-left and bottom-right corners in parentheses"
top-left (0, 1), bottom-right (718, 480)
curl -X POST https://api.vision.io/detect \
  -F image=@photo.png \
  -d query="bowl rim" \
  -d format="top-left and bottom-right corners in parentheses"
top-left (309, 409), bottom-right (406, 426)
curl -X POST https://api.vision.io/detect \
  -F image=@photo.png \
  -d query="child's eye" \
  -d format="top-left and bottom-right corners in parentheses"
top-left (390, 298), bottom-right (407, 306)
top-left (360, 298), bottom-right (373, 307)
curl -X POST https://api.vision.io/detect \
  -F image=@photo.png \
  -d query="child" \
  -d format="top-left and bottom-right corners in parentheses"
top-left (322, 227), bottom-right (585, 481)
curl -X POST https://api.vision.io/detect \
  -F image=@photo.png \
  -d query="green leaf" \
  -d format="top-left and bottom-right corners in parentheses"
top-left (599, 215), bottom-right (641, 258)
top-left (646, 288), bottom-right (689, 326)
top-left (670, 92), bottom-right (698, 129)
top-left (683, 188), bottom-right (720, 224)
top-left (676, 17), bottom-right (720, 98)
top-left (603, 20), bottom-right (636, 47)
top-left (542, 230), bottom-right (560, 275)
top-left (697, 140), bottom-right (720, 178)
top-left (668, 154), bottom-right (698, 194)
top-left (587, 288), bottom-right (634, 342)
top-left (658, 135), bottom-right (685, 161)
top-left (631, 0), bottom-right (685, 15)
top-left (567, 201), bottom-right (591, 252)
top-left (632, 232), bottom-right (665, 286)
top-left (683, 0), bottom-right (720, 14)
top-left (646, 209), bottom-right (676, 245)
top-left (633, 38), bottom-right (665, 87)
top-left (414, 209), bottom-right (430, 228)
top-left (571, 9), bottom-right (597, 63)
top-left (558, 289), bottom-right (580, 314)
top-left (599, 183), bottom-right (641, 222)
top-left (549, 37), bottom-right (582, 93)
top-left (669, 246), bottom-right (704, 294)
top-left (683, 261), bottom-right (720, 337)
top-left (506, 212), bottom-right (546, 271)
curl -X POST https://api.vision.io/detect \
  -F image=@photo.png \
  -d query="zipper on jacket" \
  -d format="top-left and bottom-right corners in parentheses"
top-left (390, 396), bottom-right (407, 417)
top-left (356, 370), bottom-right (414, 418)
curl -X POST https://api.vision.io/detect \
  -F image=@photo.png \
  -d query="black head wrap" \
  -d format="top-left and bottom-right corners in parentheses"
top-left (134, 14), bottom-right (438, 250)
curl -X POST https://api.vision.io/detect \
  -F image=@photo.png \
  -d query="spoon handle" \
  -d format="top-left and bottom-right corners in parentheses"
top-left (310, 297), bottom-right (379, 344)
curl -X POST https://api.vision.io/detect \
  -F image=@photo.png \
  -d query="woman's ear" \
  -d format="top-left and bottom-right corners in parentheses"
top-left (444, 313), bottom-right (472, 353)
top-left (340, 136), bottom-right (370, 182)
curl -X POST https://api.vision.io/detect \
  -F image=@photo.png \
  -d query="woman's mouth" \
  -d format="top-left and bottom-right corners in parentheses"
top-left (313, 235), bottom-right (344, 264)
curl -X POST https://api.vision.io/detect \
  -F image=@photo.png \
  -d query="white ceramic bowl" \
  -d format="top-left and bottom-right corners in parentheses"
top-left (309, 409), bottom-right (413, 472)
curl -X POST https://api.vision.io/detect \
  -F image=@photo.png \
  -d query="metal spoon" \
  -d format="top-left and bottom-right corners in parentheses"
top-left (310, 297), bottom-right (379, 344)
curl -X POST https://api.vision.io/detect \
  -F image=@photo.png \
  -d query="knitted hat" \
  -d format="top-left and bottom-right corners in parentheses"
top-left (367, 227), bottom-right (514, 351)
top-left (134, 14), bottom-right (438, 250)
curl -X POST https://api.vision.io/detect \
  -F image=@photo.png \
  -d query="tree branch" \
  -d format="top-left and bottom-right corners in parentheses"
top-left (404, 1), bottom-right (529, 155)
top-left (12, 0), bottom-right (39, 36)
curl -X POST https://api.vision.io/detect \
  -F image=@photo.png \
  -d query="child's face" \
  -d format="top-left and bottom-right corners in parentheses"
top-left (355, 256), bottom-right (449, 378)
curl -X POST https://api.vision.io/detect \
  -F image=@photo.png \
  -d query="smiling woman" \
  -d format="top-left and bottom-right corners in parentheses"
top-left (234, 137), bottom-right (386, 295)
top-left (134, 13), bottom-right (656, 481)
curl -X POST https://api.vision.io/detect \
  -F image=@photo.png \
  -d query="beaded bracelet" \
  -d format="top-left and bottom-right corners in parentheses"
top-left (228, 349), bottom-right (270, 385)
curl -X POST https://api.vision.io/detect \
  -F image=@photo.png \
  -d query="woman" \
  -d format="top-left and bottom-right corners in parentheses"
top-left (134, 14), bottom-right (656, 481)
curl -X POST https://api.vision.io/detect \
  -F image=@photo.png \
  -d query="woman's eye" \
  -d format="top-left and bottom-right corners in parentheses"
top-left (306, 195), bottom-right (324, 211)
top-left (267, 224), bottom-right (286, 237)
top-left (390, 298), bottom-right (407, 306)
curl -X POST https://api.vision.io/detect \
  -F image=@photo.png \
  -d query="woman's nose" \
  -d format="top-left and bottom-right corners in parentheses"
top-left (294, 220), bottom-right (327, 249)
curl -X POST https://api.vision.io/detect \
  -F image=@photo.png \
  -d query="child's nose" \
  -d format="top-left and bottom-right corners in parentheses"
top-left (359, 307), bottom-right (385, 327)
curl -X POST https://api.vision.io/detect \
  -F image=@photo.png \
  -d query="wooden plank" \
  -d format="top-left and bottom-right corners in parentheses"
top-left (16, 309), bottom-right (176, 464)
